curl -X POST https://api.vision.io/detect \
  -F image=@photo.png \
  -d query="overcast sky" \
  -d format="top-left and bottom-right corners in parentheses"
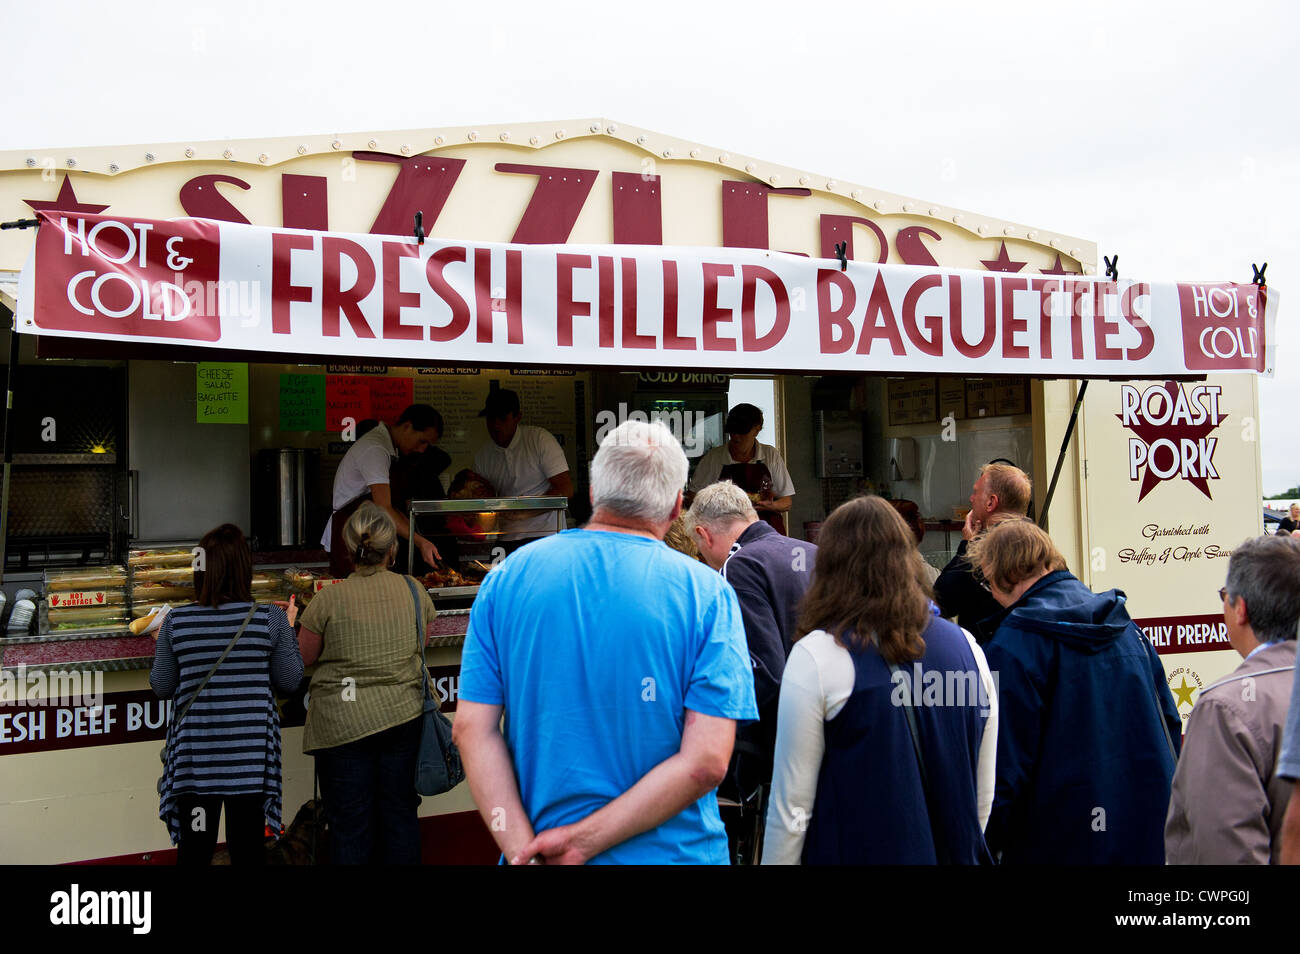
top-left (4, 0), bottom-right (1295, 491)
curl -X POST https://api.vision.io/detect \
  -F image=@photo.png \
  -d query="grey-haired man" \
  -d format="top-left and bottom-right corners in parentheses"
top-left (687, 480), bottom-right (816, 860)
top-left (455, 421), bottom-right (758, 864)
top-left (1167, 534), bottom-right (1300, 864)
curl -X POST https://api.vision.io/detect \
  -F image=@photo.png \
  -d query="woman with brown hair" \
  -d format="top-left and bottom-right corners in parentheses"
top-left (761, 495), bottom-right (997, 864)
top-left (151, 524), bottom-right (304, 865)
top-left (297, 501), bottom-right (437, 864)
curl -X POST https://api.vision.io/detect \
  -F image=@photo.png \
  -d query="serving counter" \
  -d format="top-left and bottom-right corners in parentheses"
top-left (0, 567), bottom-right (501, 864)
top-left (406, 495), bottom-right (569, 581)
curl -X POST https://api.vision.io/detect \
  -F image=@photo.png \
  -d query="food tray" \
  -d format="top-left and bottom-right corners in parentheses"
top-left (427, 585), bottom-right (481, 599)
top-left (2, 625), bottom-right (133, 644)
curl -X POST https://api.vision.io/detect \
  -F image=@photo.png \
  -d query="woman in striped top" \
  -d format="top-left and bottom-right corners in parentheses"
top-left (151, 524), bottom-right (304, 865)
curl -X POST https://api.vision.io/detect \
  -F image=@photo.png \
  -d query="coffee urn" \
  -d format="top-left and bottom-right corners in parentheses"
top-left (254, 448), bottom-right (321, 549)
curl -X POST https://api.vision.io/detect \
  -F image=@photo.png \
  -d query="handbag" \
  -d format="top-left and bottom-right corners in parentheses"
top-left (404, 576), bottom-right (465, 796)
top-left (157, 604), bottom-right (258, 795)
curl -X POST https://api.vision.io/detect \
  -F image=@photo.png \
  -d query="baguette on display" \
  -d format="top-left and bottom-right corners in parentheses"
top-left (47, 605), bottom-right (130, 629)
top-left (46, 567), bottom-right (127, 592)
top-left (132, 567), bottom-right (195, 584)
top-left (130, 584), bottom-right (196, 602)
top-left (127, 548), bottom-right (196, 568)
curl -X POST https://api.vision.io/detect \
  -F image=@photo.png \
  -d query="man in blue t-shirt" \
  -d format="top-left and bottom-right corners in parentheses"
top-left (454, 419), bottom-right (759, 865)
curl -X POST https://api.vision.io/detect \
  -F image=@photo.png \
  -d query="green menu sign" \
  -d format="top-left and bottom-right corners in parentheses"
top-left (280, 373), bottom-right (326, 431)
top-left (196, 363), bottom-right (249, 424)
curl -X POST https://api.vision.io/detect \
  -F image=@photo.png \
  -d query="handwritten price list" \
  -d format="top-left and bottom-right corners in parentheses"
top-left (196, 363), bottom-right (249, 424)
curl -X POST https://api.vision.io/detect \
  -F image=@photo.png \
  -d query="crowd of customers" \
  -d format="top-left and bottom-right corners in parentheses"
top-left (153, 437), bottom-right (1300, 866)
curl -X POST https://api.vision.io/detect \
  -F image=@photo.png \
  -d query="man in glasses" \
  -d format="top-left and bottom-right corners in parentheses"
top-left (1166, 535), bottom-right (1300, 863)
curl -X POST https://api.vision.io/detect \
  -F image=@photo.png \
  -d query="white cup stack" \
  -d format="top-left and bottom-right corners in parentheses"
top-left (7, 598), bottom-right (36, 636)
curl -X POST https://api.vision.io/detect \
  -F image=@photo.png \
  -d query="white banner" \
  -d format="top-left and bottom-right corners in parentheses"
top-left (17, 212), bottom-right (1278, 377)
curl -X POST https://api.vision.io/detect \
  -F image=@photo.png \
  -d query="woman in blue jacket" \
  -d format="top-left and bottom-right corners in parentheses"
top-left (968, 519), bottom-right (1181, 864)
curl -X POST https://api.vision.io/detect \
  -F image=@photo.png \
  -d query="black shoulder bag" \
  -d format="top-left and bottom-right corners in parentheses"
top-left (881, 643), bottom-right (952, 865)
top-left (404, 577), bottom-right (465, 796)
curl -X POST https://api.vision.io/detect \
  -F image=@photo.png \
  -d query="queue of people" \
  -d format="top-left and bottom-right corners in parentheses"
top-left (150, 398), bottom-right (1300, 866)
top-left (152, 394), bottom-right (573, 865)
top-left (458, 443), bottom-right (1300, 866)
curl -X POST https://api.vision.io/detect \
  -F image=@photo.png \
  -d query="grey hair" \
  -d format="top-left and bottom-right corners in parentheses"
top-left (343, 500), bottom-right (397, 568)
top-left (590, 420), bottom-right (688, 522)
top-left (1225, 535), bottom-right (1300, 642)
top-left (685, 481), bottom-right (758, 534)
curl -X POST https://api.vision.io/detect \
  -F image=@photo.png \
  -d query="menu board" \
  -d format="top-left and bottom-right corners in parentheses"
top-left (965, 378), bottom-right (997, 418)
top-left (259, 367), bottom-right (587, 512)
top-left (411, 370), bottom-right (584, 479)
top-left (887, 377), bottom-right (937, 426)
top-left (995, 377), bottom-right (1029, 416)
top-left (938, 378), bottom-right (966, 420)
top-left (326, 364), bottom-right (389, 374)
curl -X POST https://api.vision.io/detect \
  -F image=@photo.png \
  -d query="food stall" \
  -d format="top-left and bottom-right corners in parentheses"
top-left (0, 119), bottom-right (1276, 863)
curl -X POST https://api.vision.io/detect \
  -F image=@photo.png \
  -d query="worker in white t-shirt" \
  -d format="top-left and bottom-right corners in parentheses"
top-left (322, 404), bottom-right (443, 577)
top-left (687, 403), bottom-right (795, 534)
top-left (471, 389), bottom-right (573, 543)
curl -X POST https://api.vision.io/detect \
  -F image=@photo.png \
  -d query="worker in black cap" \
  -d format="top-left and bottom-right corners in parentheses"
top-left (472, 388), bottom-right (573, 542)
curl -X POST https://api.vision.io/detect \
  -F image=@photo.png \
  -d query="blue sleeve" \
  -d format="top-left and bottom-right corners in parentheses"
top-left (684, 581), bottom-right (759, 721)
top-left (150, 615), bottom-right (178, 699)
top-left (722, 556), bottom-right (785, 712)
top-left (1143, 630), bottom-right (1182, 758)
top-left (460, 568), bottom-right (505, 706)
top-left (1279, 657), bottom-right (1300, 779)
top-left (982, 631), bottom-right (1050, 857)
top-left (266, 605), bottom-right (305, 693)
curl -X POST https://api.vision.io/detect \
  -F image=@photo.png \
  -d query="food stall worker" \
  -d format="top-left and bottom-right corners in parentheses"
top-left (688, 403), bottom-right (795, 534)
top-left (321, 404), bottom-right (443, 577)
top-left (472, 389), bottom-right (574, 542)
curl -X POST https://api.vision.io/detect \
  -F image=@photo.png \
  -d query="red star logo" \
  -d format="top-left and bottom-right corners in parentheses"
top-left (1117, 381), bottom-right (1225, 502)
top-left (24, 176), bottom-right (110, 216)
top-left (1039, 254), bottom-right (1079, 276)
top-left (980, 241), bottom-right (1027, 273)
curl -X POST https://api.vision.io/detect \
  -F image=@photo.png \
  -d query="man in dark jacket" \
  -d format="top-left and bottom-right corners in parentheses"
top-left (969, 519), bottom-right (1181, 864)
top-left (687, 480), bottom-right (816, 861)
top-left (934, 463), bottom-right (1032, 641)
